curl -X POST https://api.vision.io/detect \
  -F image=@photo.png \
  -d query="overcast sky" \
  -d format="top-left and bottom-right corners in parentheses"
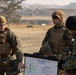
top-left (24, 0), bottom-right (76, 5)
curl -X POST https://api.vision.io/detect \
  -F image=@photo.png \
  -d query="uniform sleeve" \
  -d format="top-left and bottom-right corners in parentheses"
top-left (62, 56), bottom-right (76, 70)
top-left (39, 41), bottom-right (52, 55)
top-left (39, 28), bottom-right (53, 55)
top-left (63, 28), bottom-right (72, 44)
top-left (42, 28), bottom-right (51, 45)
top-left (62, 39), bottom-right (76, 70)
top-left (10, 31), bottom-right (23, 62)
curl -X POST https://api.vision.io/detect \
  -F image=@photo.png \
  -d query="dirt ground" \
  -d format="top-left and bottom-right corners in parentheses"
top-left (9, 25), bottom-right (52, 75)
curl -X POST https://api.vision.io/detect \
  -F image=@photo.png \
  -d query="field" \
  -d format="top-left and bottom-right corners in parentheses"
top-left (10, 25), bottom-right (52, 53)
top-left (21, 16), bottom-right (52, 20)
top-left (9, 24), bottom-right (53, 75)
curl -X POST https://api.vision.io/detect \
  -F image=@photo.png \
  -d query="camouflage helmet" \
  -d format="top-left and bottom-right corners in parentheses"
top-left (52, 10), bottom-right (65, 22)
top-left (66, 16), bottom-right (76, 30)
top-left (0, 16), bottom-right (7, 25)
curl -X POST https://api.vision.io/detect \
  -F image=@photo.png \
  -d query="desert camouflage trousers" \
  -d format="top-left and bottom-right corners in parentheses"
top-left (0, 60), bottom-right (19, 75)
top-left (58, 69), bottom-right (76, 75)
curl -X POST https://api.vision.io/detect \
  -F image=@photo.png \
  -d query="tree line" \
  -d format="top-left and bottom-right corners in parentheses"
top-left (0, 0), bottom-right (25, 23)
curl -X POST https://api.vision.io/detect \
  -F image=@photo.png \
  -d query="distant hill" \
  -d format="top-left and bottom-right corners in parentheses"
top-left (21, 2), bottom-right (76, 9)
top-left (18, 2), bottom-right (76, 24)
top-left (64, 3), bottom-right (76, 9)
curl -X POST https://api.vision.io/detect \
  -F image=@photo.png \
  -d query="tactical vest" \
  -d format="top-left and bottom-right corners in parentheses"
top-left (0, 31), bottom-right (12, 57)
top-left (49, 27), bottom-right (66, 54)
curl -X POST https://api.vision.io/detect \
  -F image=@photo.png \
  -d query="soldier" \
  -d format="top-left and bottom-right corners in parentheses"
top-left (39, 10), bottom-right (71, 75)
top-left (61, 16), bottom-right (76, 75)
top-left (39, 10), bottom-right (70, 57)
top-left (0, 16), bottom-right (24, 75)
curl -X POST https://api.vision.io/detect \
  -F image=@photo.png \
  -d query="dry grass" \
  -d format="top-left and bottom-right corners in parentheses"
top-left (10, 24), bottom-right (52, 54)
top-left (21, 16), bottom-right (52, 20)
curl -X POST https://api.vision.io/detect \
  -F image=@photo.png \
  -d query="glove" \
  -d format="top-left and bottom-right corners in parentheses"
top-left (58, 60), bottom-right (65, 70)
top-left (48, 55), bottom-right (59, 61)
top-left (33, 52), bottom-right (41, 56)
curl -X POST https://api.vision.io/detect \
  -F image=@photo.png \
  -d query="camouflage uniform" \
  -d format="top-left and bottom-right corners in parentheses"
top-left (39, 24), bottom-right (70, 58)
top-left (61, 16), bottom-right (76, 75)
top-left (0, 27), bottom-right (23, 75)
top-left (62, 33), bottom-right (76, 75)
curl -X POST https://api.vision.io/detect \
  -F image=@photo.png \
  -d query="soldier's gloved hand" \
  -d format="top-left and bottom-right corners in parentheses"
top-left (48, 55), bottom-right (59, 61)
top-left (33, 52), bottom-right (40, 56)
top-left (58, 60), bottom-right (65, 70)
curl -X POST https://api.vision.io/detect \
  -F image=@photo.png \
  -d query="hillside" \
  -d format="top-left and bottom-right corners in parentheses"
top-left (21, 2), bottom-right (76, 9)
top-left (17, 2), bottom-right (76, 24)
top-left (64, 3), bottom-right (76, 9)
top-left (18, 8), bottom-right (76, 25)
